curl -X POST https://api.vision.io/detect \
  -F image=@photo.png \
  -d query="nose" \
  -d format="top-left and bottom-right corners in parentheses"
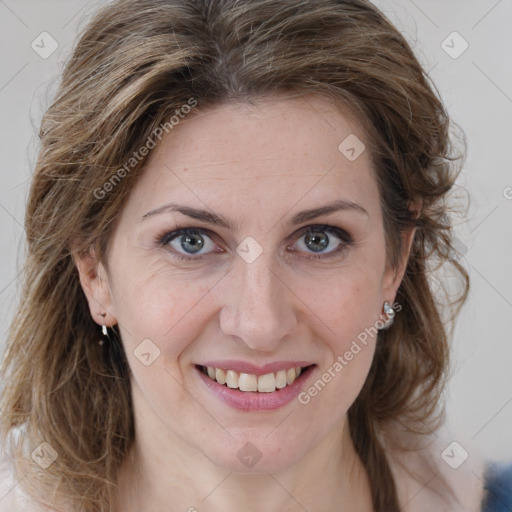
top-left (219, 251), bottom-right (298, 352)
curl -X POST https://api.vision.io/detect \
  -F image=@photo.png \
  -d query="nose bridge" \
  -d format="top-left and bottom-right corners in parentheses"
top-left (219, 247), bottom-right (297, 351)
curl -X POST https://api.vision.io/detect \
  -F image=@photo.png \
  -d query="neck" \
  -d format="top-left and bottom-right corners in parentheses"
top-left (115, 386), bottom-right (373, 512)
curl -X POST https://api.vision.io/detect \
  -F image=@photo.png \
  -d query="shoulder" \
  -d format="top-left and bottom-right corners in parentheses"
top-left (385, 427), bottom-right (487, 512)
top-left (0, 455), bottom-right (24, 512)
top-left (0, 452), bottom-right (52, 512)
top-left (1, 426), bottom-right (32, 512)
top-left (481, 461), bottom-right (512, 512)
top-left (1, 427), bottom-right (71, 512)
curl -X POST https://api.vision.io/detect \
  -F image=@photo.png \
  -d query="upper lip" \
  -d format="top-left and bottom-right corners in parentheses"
top-left (198, 360), bottom-right (314, 376)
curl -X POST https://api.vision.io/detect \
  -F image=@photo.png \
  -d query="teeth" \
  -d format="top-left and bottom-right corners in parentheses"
top-left (226, 370), bottom-right (239, 388)
top-left (275, 370), bottom-right (287, 389)
top-left (215, 368), bottom-right (226, 385)
top-left (239, 373), bottom-right (258, 391)
top-left (203, 366), bottom-right (306, 392)
top-left (258, 373), bottom-right (276, 393)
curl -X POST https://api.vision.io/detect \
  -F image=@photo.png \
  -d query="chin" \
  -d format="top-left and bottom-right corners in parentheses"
top-left (201, 435), bottom-right (309, 474)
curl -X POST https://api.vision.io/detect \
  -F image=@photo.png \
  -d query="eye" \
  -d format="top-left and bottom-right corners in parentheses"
top-left (159, 227), bottom-right (219, 261)
top-left (157, 224), bottom-right (353, 262)
top-left (290, 224), bottom-right (352, 259)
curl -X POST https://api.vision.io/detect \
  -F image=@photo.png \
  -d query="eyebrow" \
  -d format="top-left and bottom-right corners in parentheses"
top-left (140, 199), bottom-right (368, 229)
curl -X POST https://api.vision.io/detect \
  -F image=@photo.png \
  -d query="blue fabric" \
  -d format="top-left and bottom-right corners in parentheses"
top-left (481, 462), bottom-right (512, 511)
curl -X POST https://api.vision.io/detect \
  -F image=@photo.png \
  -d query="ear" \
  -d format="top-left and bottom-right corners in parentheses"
top-left (381, 202), bottom-right (421, 303)
top-left (381, 226), bottom-right (416, 302)
top-left (72, 246), bottom-right (117, 328)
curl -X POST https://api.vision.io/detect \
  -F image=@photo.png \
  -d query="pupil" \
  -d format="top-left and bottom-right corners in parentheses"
top-left (182, 233), bottom-right (204, 254)
top-left (305, 231), bottom-right (328, 252)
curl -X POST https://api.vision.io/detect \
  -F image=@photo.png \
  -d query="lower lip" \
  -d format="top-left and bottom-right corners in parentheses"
top-left (195, 365), bottom-right (315, 412)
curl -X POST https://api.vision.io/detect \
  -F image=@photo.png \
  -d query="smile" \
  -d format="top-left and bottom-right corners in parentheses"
top-left (195, 363), bottom-right (316, 411)
top-left (199, 365), bottom-right (311, 393)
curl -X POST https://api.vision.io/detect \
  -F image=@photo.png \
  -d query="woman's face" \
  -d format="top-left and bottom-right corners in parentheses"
top-left (80, 95), bottom-right (410, 473)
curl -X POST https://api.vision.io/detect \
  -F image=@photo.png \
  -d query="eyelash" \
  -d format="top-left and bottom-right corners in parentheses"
top-left (156, 224), bottom-right (354, 262)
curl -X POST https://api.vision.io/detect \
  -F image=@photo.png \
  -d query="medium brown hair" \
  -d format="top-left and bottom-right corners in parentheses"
top-left (0, 0), bottom-right (468, 510)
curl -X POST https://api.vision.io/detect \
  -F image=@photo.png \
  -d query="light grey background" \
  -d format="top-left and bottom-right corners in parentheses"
top-left (1, 0), bottom-right (511, 464)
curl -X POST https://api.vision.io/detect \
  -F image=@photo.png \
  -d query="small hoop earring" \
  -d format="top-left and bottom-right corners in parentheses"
top-left (99, 312), bottom-right (109, 345)
top-left (379, 301), bottom-right (395, 330)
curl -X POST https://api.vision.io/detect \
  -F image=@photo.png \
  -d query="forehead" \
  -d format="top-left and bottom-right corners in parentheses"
top-left (123, 94), bottom-right (381, 226)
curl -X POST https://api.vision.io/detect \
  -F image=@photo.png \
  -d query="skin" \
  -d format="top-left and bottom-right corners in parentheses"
top-left (75, 94), bottom-right (417, 511)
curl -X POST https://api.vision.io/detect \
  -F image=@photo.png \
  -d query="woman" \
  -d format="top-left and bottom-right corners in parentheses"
top-left (0, 0), bottom-right (510, 510)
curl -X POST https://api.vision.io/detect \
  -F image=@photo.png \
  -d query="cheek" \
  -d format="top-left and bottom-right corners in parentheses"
top-left (299, 282), bottom-right (379, 419)
top-left (300, 264), bottom-right (383, 343)
top-left (298, 268), bottom-right (382, 408)
top-left (111, 259), bottom-right (217, 361)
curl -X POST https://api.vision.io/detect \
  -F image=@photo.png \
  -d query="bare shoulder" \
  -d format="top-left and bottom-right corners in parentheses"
top-left (0, 456), bottom-right (23, 512)
top-left (0, 454), bottom-right (68, 512)
top-left (386, 430), bottom-right (486, 512)
top-left (0, 490), bottom-right (21, 512)
top-left (0, 454), bottom-right (52, 512)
